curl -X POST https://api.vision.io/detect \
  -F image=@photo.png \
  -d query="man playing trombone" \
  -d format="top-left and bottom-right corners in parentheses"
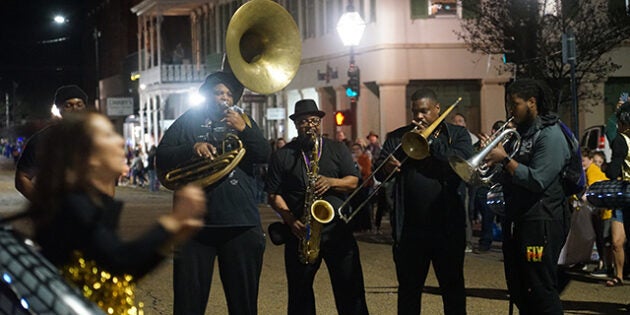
top-left (266, 99), bottom-right (369, 315)
top-left (376, 88), bottom-right (473, 314)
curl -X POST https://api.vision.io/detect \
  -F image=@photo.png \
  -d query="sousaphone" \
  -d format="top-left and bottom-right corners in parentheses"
top-left (226, 0), bottom-right (302, 94)
top-left (161, 0), bottom-right (301, 190)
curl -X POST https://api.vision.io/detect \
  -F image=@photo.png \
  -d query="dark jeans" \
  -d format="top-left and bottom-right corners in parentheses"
top-left (394, 226), bottom-right (467, 315)
top-left (283, 221), bottom-right (369, 315)
top-left (475, 186), bottom-right (494, 249)
top-left (502, 220), bottom-right (565, 315)
top-left (173, 226), bottom-right (265, 315)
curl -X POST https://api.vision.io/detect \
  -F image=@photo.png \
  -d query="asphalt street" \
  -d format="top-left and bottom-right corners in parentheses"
top-left (1, 157), bottom-right (629, 314)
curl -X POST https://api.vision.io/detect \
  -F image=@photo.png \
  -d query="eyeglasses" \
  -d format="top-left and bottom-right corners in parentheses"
top-left (297, 118), bottom-right (321, 126)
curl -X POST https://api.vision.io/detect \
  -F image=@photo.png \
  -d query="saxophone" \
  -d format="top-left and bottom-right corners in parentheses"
top-left (299, 132), bottom-right (335, 264)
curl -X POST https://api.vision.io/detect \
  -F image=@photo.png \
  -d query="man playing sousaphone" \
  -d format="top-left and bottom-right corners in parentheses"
top-left (266, 99), bottom-right (369, 315)
top-left (156, 71), bottom-right (270, 314)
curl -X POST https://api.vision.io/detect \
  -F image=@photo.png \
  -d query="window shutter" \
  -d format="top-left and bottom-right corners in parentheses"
top-left (411, 0), bottom-right (429, 19)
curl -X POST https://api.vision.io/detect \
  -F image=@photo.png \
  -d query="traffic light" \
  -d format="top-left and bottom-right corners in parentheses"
top-left (346, 65), bottom-right (360, 99)
top-left (502, 36), bottom-right (518, 64)
top-left (334, 110), bottom-right (353, 126)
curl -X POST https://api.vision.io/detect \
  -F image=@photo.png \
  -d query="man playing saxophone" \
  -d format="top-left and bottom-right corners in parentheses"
top-left (266, 99), bottom-right (369, 315)
top-left (156, 71), bottom-right (270, 315)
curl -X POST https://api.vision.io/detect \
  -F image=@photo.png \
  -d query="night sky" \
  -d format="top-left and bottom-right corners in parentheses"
top-left (0, 0), bottom-right (89, 121)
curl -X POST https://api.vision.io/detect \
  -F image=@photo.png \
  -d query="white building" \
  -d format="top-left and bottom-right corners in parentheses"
top-left (131, 0), bottom-right (630, 148)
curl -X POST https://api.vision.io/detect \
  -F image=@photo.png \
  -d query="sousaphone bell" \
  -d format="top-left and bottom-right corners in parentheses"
top-left (161, 0), bottom-right (301, 190)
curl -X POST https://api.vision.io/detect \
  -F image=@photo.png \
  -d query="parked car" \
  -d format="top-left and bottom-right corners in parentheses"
top-left (580, 125), bottom-right (611, 162)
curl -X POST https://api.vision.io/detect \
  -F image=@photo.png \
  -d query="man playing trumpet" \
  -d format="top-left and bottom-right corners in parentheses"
top-left (376, 88), bottom-right (473, 314)
top-left (483, 79), bottom-right (570, 315)
top-left (156, 71), bottom-right (270, 315)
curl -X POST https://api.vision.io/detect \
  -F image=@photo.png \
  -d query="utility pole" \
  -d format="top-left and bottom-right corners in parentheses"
top-left (93, 27), bottom-right (101, 110)
top-left (562, 30), bottom-right (578, 134)
top-left (5, 93), bottom-right (9, 128)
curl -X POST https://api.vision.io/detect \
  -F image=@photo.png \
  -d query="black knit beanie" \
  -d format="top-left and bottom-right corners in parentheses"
top-left (54, 85), bottom-right (88, 107)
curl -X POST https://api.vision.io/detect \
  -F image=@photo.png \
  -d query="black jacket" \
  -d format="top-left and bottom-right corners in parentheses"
top-left (156, 106), bottom-right (270, 227)
top-left (375, 122), bottom-right (473, 243)
top-left (36, 191), bottom-right (169, 278)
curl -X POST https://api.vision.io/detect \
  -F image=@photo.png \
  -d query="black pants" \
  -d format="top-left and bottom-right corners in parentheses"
top-left (394, 226), bottom-right (467, 315)
top-left (283, 221), bottom-right (369, 315)
top-left (173, 226), bottom-right (265, 315)
top-left (502, 220), bottom-right (565, 315)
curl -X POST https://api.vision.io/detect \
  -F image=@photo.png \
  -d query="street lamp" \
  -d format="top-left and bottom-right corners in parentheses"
top-left (53, 15), bottom-right (67, 24)
top-left (336, 0), bottom-right (365, 138)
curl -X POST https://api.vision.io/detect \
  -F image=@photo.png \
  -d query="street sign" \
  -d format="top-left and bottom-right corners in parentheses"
top-left (106, 97), bottom-right (134, 116)
top-left (266, 107), bottom-right (285, 120)
top-left (242, 94), bottom-right (267, 103)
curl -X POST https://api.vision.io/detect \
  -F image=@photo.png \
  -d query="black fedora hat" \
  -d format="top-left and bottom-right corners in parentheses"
top-left (199, 71), bottom-right (244, 103)
top-left (267, 222), bottom-right (291, 245)
top-left (289, 99), bottom-right (326, 121)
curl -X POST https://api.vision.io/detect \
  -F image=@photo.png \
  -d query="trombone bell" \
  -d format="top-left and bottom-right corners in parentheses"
top-left (401, 97), bottom-right (461, 160)
top-left (401, 131), bottom-right (430, 160)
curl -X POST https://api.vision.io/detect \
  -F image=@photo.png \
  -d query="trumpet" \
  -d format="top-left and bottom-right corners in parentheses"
top-left (338, 97), bottom-right (462, 222)
top-left (448, 117), bottom-right (520, 185)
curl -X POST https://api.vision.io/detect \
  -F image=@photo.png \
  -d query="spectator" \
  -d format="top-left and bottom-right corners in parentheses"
top-left (581, 147), bottom-right (613, 278)
top-left (350, 142), bottom-right (373, 232)
top-left (336, 130), bottom-right (352, 148)
top-left (28, 112), bottom-right (205, 313)
top-left (366, 131), bottom-right (382, 158)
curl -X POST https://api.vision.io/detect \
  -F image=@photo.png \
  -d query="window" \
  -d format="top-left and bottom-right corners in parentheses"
top-left (411, 0), bottom-right (459, 19)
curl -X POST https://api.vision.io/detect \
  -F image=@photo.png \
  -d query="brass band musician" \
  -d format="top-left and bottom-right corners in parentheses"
top-left (376, 88), bottom-right (472, 314)
top-left (156, 71), bottom-right (270, 315)
top-left (266, 99), bottom-right (369, 315)
top-left (484, 79), bottom-right (570, 314)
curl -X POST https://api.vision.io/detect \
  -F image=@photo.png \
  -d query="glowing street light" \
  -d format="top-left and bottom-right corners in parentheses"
top-left (336, 1), bottom-right (365, 138)
top-left (53, 15), bottom-right (67, 24)
top-left (336, 4), bottom-right (365, 47)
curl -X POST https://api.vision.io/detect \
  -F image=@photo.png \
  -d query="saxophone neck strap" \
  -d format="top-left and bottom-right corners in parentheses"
top-left (301, 136), bottom-right (323, 172)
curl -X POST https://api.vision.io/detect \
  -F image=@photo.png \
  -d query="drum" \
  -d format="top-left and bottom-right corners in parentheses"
top-left (586, 180), bottom-right (630, 208)
top-left (0, 227), bottom-right (104, 315)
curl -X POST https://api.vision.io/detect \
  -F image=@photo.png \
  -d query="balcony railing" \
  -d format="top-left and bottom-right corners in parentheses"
top-left (139, 64), bottom-right (213, 86)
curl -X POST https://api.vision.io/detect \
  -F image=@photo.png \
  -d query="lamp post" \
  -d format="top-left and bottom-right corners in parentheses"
top-left (337, 0), bottom-right (365, 139)
top-left (93, 28), bottom-right (101, 110)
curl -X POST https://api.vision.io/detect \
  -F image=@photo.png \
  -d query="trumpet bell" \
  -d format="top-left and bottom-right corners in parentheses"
top-left (448, 156), bottom-right (477, 184)
top-left (311, 200), bottom-right (334, 224)
top-left (402, 131), bottom-right (429, 160)
top-left (226, 0), bottom-right (302, 94)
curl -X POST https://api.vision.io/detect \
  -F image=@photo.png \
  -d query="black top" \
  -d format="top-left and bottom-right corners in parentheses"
top-left (375, 122), bottom-right (473, 241)
top-left (36, 191), bottom-right (169, 278)
top-left (156, 106), bottom-right (270, 227)
top-left (606, 133), bottom-right (628, 180)
top-left (16, 125), bottom-right (54, 176)
top-left (265, 137), bottom-right (359, 220)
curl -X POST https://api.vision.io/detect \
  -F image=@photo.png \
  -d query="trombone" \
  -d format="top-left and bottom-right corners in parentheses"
top-left (338, 97), bottom-right (462, 222)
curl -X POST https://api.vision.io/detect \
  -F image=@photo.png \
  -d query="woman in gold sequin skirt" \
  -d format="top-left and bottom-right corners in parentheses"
top-left (26, 112), bottom-right (206, 314)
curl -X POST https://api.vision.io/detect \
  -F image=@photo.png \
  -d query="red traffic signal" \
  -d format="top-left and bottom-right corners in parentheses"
top-left (335, 110), bottom-right (353, 126)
